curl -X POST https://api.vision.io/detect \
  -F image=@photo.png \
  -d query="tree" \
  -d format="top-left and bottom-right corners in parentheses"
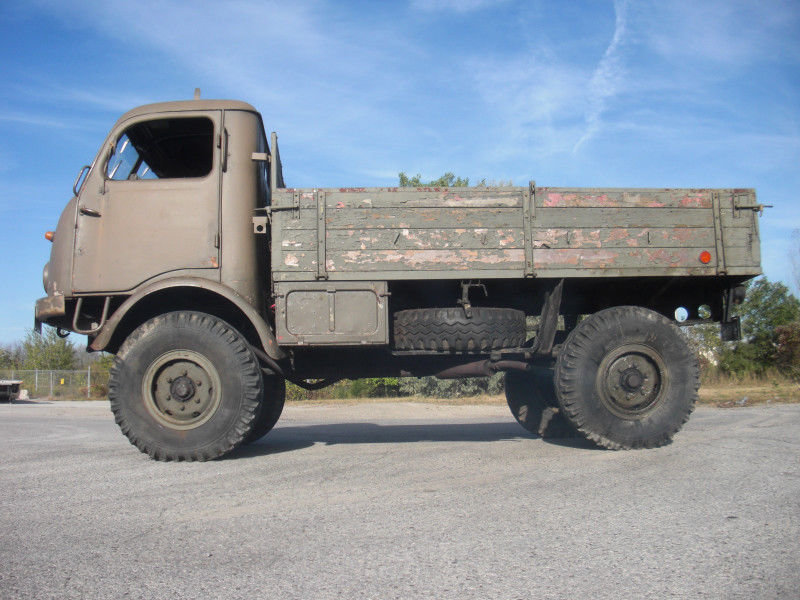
top-left (0, 343), bottom-right (24, 369)
top-left (775, 322), bottom-right (800, 379)
top-left (398, 172), bottom-right (470, 188)
top-left (21, 328), bottom-right (76, 370)
top-left (719, 277), bottom-right (800, 376)
top-left (735, 278), bottom-right (800, 342)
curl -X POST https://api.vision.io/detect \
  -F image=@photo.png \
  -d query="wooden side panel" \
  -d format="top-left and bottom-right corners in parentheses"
top-left (270, 186), bottom-right (761, 281)
top-left (531, 187), bottom-right (760, 277)
top-left (272, 188), bottom-right (527, 279)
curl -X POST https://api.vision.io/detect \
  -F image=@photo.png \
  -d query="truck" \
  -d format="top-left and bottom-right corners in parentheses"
top-left (34, 98), bottom-right (763, 461)
top-left (0, 380), bottom-right (23, 403)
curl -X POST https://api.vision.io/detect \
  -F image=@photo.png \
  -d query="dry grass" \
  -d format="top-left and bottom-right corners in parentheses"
top-left (698, 381), bottom-right (800, 407)
top-left (699, 369), bottom-right (800, 407)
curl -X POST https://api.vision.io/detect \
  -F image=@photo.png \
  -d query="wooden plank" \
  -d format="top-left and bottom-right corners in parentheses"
top-left (724, 245), bottom-right (761, 268)
top-left (276, 188), bottom-right (524, 210)
top-left (278, 226), bottom-right (727, 253)
top-left (277, 228), bottom-right (525, 251)
top-left (277, 207), bottom-right (525, 231)
top-left (534, 207), bottom-right (714, 228)
top-left (326, 189), bottom-right (523, 209)
top-left (538, 188), bottom-right (714, 209)
top-left (327, 207), bottom-right (525, 230)
top-left (277, 249), bottom-right (526, 272)
top-left (533, 248), bottom-right (718, 270)
top-left (532, 227), bottom-right (716, 249)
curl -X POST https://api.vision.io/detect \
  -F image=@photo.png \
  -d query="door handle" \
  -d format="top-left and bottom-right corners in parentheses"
top-left (79, 206), bottom-right (102, 217)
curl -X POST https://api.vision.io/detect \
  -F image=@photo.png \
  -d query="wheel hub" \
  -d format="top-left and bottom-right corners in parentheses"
top-left (142, 350), bottom-right (221, 430)
top-left (620, 368), bottom-right (644, 393)
top-left (170, 376), bottom-right (196, 402)
top-left (596, 344), bottom-right (667, 418)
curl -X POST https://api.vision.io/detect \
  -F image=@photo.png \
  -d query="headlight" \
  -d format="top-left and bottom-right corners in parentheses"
top-left (43, 262), bottom-right (50, 294)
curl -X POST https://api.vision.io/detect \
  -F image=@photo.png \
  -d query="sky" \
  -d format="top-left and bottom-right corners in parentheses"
top-left (0, 0), bottom-right (798, 345)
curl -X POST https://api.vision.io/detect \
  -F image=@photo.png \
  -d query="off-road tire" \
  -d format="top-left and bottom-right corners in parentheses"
top-left (505, 369), bottom-right (579, 438)
top-left (554, 306), bottom-right (699, 450)
top-left (393, 307), bottom-right (526, 352)
top-left (109, 311), bottom-right (263, 461)
top-left (243, 375), bottom-right (286, 444)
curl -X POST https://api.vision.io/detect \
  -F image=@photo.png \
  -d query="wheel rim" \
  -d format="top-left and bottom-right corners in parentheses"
top-left (142, 350), bottom-right (222, 430)
top-left (595, 344), bottom-right (667, 419)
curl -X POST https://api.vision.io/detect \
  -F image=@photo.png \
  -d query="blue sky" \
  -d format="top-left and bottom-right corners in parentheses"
top-left (1, 0), bottom-right (799, 345)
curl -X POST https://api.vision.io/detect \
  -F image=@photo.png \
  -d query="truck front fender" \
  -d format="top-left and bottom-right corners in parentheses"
top-left (89, 277), bottom-right (285, 360)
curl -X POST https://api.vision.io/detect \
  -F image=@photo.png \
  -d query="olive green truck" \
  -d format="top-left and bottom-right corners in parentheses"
top-left (34, 99), bottom-right (763, 460)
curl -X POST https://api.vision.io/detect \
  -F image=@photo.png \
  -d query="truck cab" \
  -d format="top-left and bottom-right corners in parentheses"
top-left (37, 99), bottom-right (282, 358)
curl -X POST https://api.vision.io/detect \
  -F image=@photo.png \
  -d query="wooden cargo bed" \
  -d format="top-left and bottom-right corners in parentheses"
top-left (269, 185), bottom-right (762, 282)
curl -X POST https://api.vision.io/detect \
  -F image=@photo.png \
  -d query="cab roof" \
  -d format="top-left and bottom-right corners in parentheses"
top-left (114, 99), bottom-right (259, 126)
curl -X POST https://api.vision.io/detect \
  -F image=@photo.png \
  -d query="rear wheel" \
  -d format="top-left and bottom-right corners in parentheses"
top-left (554, 306), bottom-right (698, 450)
top-left (505, 369), bottom-right (578, 438)
top-left (109, 311), bottom-right (263, 461)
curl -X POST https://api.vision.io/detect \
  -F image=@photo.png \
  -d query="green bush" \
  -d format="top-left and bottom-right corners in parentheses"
top-left (776, 322), bottom-right (800, 380)
top-left (286, 377), bottom-right (402, 401)
top-left (398, 374), bottom-right (504, 398)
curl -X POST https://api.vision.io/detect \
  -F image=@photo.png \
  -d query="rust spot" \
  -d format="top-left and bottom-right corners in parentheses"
top-left (544, 192), bottom-right (618, 208)
top-left (680, 194), bottom-right (711, 208)
top-left (671, 228), bottom-right (697, 243)
top-left (210, 257), bottom-right (218, 268)
top-left (607, 228), bottom-right (629, 242)
top-left (534, 228), bottom-right (568, 248)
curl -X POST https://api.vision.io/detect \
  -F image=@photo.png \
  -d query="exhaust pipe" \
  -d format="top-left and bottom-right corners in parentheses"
top-left (434, 359), bottom-right (532, 379)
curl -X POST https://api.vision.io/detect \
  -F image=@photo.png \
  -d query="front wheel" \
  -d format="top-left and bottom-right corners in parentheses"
top-left (109, 312), bottom-right (263, 461)
top-left (243, 375), bottom-right (286, 444)
top-left (554, 306), bottom-right (698, 450)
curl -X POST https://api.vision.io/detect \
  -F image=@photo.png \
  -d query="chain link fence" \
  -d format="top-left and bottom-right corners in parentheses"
top-left (0, 368), bottom-right (109, 400)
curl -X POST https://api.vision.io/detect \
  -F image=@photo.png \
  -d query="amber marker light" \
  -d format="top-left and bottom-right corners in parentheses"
top-left (45, 231), bottom-right (55, 242)
top-left (699, 250), bottom-right (712, 264)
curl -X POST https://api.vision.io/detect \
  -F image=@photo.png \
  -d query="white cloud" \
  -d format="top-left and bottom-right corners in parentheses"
top-left (633, 0), bottom-right (800, 68)
top-left (573, 0), bottom-right (629, 152)
top-left (466, 49), bottom-right (590, 163)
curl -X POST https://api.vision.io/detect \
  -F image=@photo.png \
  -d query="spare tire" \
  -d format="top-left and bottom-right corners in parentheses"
top-left (393, 307), bottom-right (526, 352)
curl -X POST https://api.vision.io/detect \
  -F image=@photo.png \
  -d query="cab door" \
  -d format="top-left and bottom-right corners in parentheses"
top-left (72, 112), bottom-right (222, 293)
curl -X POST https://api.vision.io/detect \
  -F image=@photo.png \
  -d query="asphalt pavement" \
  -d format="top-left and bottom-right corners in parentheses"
top-left (1, 400), bottom-right (798, 599)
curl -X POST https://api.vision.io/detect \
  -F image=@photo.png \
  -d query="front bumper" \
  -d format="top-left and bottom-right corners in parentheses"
top-left (34, 295), bottom-right (66, 332)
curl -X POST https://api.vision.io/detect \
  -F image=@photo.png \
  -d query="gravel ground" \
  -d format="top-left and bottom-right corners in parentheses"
top-left (1, 400), bottom-right (798, 599)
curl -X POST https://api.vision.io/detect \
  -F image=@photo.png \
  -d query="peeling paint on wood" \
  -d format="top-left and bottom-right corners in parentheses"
top-left (271, 186), bottom-right (760, 280)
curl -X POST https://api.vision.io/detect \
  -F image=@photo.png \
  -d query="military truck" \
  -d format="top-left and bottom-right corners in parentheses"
top-left (34, 98), bottom-right (763, 461)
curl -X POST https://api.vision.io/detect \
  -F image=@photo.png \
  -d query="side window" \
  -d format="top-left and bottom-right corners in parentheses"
top-left (106, 117), bottom-right (214, 181)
